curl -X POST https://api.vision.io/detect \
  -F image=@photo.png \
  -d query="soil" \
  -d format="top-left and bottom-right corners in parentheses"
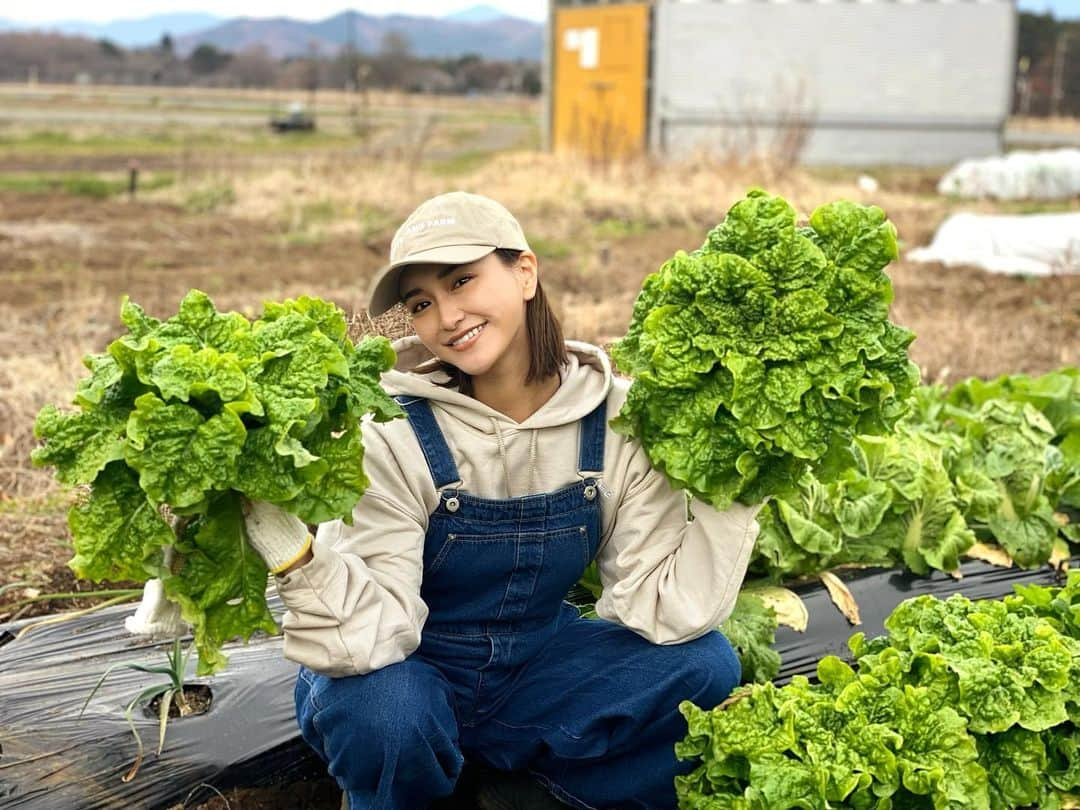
top-left (0, 192), bottom-right (388, 314)
top-left (147, 684), bottom-right (214, 719)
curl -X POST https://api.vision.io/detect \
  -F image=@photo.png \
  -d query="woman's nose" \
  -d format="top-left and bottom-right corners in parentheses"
top-left (439, 305), bottom-right (465, 332)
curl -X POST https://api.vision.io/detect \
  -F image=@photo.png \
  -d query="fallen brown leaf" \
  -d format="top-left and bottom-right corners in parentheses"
top-left (820, 571), bottom-right (862, 626)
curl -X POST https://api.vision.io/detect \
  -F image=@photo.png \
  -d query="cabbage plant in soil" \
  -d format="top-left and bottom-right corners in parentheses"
top-left (751, 372), bottom-right (1080, 582)
top-left (31, 290), bottom-right (403, 674)
top-left (611, 189), bottom-right (919, 510)
top-left (676, 584), bottom-right (1080, 809)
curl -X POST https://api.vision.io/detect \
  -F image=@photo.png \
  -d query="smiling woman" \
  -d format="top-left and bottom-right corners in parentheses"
top-left (406, 262), bottom-right (566, 424)
top-left (369, 192), bottom-right (570, 417)
top-left (399, 251), bottom-right (561, 414)
top-left (240, 190), bottom-right (763, 810)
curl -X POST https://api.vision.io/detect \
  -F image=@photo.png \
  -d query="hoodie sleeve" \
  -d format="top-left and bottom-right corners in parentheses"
top-left (593, 437), bottom-right (762, 645)
top-left (272, 427), bottom-right (430, 677)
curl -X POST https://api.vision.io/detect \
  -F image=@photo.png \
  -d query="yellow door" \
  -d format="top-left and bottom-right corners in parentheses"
top-left (553, 3), bottom-right (650, 160)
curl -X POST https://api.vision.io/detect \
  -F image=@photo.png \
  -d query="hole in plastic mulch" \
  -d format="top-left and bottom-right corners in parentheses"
top-left (143, 684), bottom-right (213, 719)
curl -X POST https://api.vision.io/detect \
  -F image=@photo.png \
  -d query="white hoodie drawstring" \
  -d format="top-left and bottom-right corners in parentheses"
top-left (490, 419), bottom-right (540, 499)
top-left (528, 429), bottom-right (538, 496)
top-left (492, 418), bottom-right (513, 498)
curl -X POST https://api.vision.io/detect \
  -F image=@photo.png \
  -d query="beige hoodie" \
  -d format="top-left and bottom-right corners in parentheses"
top-left (275, 337), bottom-right (761, 677)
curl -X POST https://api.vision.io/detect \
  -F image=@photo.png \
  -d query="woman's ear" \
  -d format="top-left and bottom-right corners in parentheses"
top-left (517, 251), bottom-right (539, 301)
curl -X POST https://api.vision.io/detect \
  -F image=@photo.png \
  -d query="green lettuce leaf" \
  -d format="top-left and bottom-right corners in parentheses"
top-left (125, 393), bottom-right (247, 510)
top-left (163, 493), bottom-right (278, 675)
top-left (68, 463), bottom-right (174, 582)
top-left (31, 402), bottom-right (128, 485)
top-left (720, 593), bottom-right (781, 685)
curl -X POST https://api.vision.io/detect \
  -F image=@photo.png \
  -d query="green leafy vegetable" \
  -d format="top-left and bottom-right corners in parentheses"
top-left (719, 592), bottom-right (781, 684)
top-left (676, 657), bottom-right (986, 808)
top-left (854, 594), bottom-right (1079, 734)
top-left (612, 189), bottom-right (918, 510)
top-left (751, 424), bottom-right (975, 579)
top-left (676, 586), bottom-right (1080, 810)
top-left (750, 366), bottom-right (1080, 580)
top-left (32, 290), bottom-right (403, 674)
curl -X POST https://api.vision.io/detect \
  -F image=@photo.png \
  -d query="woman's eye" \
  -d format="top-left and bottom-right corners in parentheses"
top-left (410, 301), bottom-right (429, 315)
top-left (452, 275), bottom-right (473, 289)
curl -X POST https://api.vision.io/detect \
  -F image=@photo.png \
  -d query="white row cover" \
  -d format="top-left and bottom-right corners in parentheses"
top-left (938, 149), bottom-right (1080, 200)
top-left (908, 212), bottom-right (1080, 276)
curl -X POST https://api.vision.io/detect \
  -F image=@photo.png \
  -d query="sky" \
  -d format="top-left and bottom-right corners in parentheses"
top-left (1020, 0), bottom-right (1080, 16)
top-left (2, 0), bottom-right (1076, 24)
top-left (2, 1), bottom-right (548, 25)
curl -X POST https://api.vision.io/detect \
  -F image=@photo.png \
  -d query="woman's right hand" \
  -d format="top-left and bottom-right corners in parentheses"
top-left (241, 499), bottom-right (314, 575)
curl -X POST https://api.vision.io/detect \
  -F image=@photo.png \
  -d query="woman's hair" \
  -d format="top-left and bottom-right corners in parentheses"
top-left (412, 248), bottom-right (568, 396)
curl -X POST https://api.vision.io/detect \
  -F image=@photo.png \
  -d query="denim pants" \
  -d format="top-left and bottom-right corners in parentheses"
top-left (293, 397), bottom-right (741, 809)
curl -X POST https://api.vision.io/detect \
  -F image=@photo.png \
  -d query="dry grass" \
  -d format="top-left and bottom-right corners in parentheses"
top-left (1009, 115), bottom-right (1080, 134)
top-left (204, 148), bottom-right (934, 243)
top-left (0, 294), bottom-right (118, 498)
top-left (0, 83), bottom-right (540, 116)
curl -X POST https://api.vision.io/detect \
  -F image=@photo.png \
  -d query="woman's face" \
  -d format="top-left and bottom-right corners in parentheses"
top-left (398, 251), bottom-right (538, 379)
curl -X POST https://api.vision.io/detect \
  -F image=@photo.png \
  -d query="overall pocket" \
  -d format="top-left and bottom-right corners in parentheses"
top-left (422, 526), bottom-right (591, 623)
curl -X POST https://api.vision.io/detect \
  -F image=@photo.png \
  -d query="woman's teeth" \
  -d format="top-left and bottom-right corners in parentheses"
top-left (452, 323), bottom-right (485, 347)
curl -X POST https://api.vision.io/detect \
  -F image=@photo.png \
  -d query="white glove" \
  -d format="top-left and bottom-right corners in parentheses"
top-left (125, 577), bottom-right (187, 638)
top-left (242, 500), bottom-right (313, 575)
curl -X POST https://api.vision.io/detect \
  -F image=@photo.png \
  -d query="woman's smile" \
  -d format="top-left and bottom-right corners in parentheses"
top-left (445, 322), bottom-right (487, 351)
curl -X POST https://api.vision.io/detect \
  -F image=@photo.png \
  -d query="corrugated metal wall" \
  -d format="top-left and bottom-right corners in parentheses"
top-left (646, 0), bottom-right (1016, 166)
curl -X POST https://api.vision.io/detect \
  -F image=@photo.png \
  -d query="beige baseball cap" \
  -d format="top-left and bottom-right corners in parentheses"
top-left (367, 191), bottom-right (531, 316)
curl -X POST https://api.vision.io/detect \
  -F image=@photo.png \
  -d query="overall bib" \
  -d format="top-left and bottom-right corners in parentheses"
top-left (294, 397), bottom-right (741, 809)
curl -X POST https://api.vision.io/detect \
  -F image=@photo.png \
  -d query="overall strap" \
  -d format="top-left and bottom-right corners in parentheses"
top-left (577, 398), bottom-right (607, 475)
top-left (394, 396), bottom-right (462, 490)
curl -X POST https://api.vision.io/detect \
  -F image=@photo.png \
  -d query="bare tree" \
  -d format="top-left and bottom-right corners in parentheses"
top-left (226, 45), bottom-right (276, 87)
top-left (375, 31), bottom-right (413, 88)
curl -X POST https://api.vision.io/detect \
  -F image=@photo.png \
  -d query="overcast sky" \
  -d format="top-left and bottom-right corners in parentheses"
top-left (4, 1), bottom-right (547, 24)
top-left (4, 0), bottom-right (1076, 24)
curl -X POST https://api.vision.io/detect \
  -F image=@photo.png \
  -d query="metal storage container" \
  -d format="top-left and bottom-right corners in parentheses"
top-left (545, 0), bottom-right (1017, 166)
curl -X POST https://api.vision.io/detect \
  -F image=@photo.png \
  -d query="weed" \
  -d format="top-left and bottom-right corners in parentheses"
top-left (430, 150), bottom-right (494, 177)
top-left (278, 231), bottom-right (325, 247)
top-left (79, 637), bottom-right (200, 783)
top-left (528, 235), bottom-right (573, 260)
top-left (299, 199), bottom-right (337, 227)
top-left (183, 182), bottom-right (236, 214)
top-left (0, 172), bottom-right (173, 198)
top-left (357, 203), bottom-right (394, 241)
top-left (593, 217), bottom-right (651, 240)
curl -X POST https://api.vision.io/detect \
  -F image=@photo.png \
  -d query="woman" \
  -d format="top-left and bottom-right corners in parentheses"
top-left (243, 191), bottom-right (762, 809)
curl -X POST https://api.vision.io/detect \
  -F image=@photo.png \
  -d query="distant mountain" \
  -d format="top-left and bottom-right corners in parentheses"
top-left (0, 13), bottom-right (222, 46)
top-left (174, 10), bottom-right (543, 61)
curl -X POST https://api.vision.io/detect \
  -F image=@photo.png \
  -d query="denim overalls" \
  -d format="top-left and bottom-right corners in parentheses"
top-left (294, 396), bottom-right (741, 810)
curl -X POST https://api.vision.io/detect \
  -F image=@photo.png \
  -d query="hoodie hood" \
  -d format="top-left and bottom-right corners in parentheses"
top-left (382, 335), bottom-right (613, 432)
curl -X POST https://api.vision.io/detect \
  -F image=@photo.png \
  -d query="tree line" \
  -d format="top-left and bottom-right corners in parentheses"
top-left (1016, 12), bottom-right (1080, 116)
top-left (0, 30), bottom-right (542, 96)
top-left (0, 12), bottom-right (1076, 112)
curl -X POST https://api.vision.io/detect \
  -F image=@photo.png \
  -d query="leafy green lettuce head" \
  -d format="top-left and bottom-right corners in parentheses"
top-left (612, 189), bottom-right (919, 508)
top-left (32, 290), bottom-right (404, 674)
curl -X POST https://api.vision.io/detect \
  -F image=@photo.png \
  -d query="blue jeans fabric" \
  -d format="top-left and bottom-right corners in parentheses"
top-left (293, 397), bottom-right (741, 809)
